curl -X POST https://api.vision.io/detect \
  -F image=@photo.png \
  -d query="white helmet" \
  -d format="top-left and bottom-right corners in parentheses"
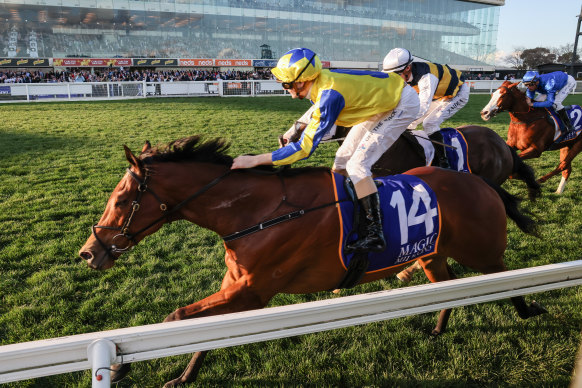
top-left (383, 48), bottom-right (413, 73)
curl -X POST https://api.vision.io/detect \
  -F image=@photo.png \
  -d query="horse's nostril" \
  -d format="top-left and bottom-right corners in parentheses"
top-left (79, 251), bottom-right (93, 261)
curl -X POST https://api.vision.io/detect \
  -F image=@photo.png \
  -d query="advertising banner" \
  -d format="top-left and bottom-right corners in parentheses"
top-left (252, 59), bottom-right (277, 67)
top-left (179, 59), bottom-right (214, 67)
top-left (53, 58), bottom-right (132, 67)
top-left (214, 59), bottom-right (252, 67)
top-left (0, 58), bottom-right (50, 67)
top-left (133, 58), bottom-right (178, 67)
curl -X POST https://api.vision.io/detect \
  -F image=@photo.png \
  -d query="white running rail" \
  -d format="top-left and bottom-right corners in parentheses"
top-left (2, 260), bottom-right (582, 387)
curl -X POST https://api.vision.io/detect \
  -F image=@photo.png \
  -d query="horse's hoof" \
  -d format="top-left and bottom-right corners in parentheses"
top-left (110, 363), bottom-right (131, 383)
top-left (528, 300), bottom-right (548, 317)
top-left (430, 328), bottom-right (444, 337)
top-left (396, 271), bottom-right (412, 283)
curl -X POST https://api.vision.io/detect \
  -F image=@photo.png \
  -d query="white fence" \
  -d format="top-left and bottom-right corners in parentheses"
top-left (0, 79), bottom-right (287, 102)
top-left (1, 79), bottom-right (582, 103)
top-left (1, 260), bottom-right (582, 387)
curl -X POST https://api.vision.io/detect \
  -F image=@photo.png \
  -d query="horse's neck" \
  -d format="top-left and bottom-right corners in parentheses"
top-left (167, 163), bottom-right (333, 237)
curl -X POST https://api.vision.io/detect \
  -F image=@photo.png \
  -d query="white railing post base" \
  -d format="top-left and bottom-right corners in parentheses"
top-left (87, 339), bottom-right (116, 388)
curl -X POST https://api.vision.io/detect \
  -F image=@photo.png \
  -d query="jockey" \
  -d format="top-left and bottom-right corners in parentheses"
top-left (231, 48), bottom-right (420, 254)
top-left (522, 70), bottom-right (577, 131)
top-left (382, 48), bottom-right (469, 169)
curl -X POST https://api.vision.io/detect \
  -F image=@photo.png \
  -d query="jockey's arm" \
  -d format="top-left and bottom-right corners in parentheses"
top-left (270, 91), bottom-right (344, 166)
top-left (532, 88), bottom-right (556, 108)
top-left (231, 153), bottom-right (273, 169)
top-left (281, 104), bottom-right (317, 146)
top-left (415, 73), bottom-right (439, 118)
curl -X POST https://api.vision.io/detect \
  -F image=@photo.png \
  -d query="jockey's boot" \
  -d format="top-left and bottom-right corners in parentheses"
top-left (429, 131), bottom-right (451, 169)
top-left (557, 108), bottom-right (574, 132)
top-left (345, 193), bottom-right (386, 253)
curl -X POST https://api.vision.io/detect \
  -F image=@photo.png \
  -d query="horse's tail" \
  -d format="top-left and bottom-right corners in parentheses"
top-left (509, 146), bottom-right (541, 201)
top-left (483, 177), bottom-right (539, 237)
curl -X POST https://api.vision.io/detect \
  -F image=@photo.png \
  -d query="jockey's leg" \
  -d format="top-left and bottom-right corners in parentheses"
top-left (332, 122), bottom-right (367, 173)
top-left (344, 85), bottom-right (419, 253)
top-left (554, 75), bottom-right (577, 132)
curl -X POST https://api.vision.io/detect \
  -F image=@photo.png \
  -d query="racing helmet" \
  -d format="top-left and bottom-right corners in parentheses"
top-left (382, 48), bottom-right (413, 73)
top-left (522, 71), bottom-right (540, 85)
top-left (271, 48), bottom-right (322, 88)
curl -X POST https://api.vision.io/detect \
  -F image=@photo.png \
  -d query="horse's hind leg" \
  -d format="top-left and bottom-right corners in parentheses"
top-left (510, 297), bottom-right (548, 319)
top-left (473, 261), bottom-right (548, 320)
top-left (418, 256), bottom-right (457, 335)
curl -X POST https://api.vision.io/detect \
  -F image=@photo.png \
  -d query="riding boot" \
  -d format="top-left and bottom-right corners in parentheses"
top-left (557, 108), bottom-right (573, 132)
top-left (345, 193), bottom-right (386, 253)
top-left (429, 131), bottom-right (451, 169)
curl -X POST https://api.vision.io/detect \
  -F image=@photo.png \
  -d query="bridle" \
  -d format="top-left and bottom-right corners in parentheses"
top-left (496, 85), bottom-right (535, 115)
top-left (92, 167), bottom-right (231, 261)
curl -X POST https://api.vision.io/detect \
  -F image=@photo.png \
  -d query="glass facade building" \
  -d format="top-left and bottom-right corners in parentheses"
top-left (0, 0), bottom-right (502, 66)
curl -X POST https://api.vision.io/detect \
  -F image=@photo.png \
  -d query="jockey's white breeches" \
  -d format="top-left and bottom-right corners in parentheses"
top-left (333, 84), bottom-right (420, 185)
top-left (408, 82), bottom-right (470, 135)
top-left (553, 75), bottom-right (577, 111)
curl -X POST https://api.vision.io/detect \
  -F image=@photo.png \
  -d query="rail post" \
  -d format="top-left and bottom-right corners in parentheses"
top-left (87, 339), bottom-right (116, 388)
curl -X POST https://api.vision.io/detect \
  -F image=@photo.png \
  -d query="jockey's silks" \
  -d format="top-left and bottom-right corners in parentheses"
top-left (271, 69), bottom-right (405, 165)
top-left (408, 62), bottom-right (464, 100)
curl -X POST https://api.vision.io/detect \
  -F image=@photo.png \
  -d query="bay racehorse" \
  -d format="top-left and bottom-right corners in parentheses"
top-left (480, 80), bottom-right (582, 194)
top-left (282, 122), bottom-right (541, 201)
top-left (79, 136), bottom-right (545, 387)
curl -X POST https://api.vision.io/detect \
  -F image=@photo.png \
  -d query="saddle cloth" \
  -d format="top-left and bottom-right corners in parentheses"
top-left (546, 105), bottom-right (582, 146)
top-left (331, 172), bottom-right (441, 274)
top-left (414, 128), bottom-right (471, 173)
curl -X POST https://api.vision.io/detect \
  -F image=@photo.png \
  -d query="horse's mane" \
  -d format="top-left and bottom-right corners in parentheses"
top-left (140, 135), bottom-right (234, 166)
top-left (139, 135), bottom-right (329, 177)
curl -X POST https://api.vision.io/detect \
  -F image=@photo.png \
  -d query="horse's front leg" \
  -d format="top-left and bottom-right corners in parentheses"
top-left (161, 275), bottom-right (268, 387)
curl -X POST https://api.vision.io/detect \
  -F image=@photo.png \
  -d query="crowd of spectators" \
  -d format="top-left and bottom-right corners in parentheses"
top-left (0, 68), bottom-right (275, 83)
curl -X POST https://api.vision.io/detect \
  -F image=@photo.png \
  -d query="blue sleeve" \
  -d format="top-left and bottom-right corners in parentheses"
top-left (271, 89), bottom-right (345, 165)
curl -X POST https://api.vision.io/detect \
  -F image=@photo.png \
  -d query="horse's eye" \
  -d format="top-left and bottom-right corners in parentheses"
top-left (115, 199), bottom-right (129, 208)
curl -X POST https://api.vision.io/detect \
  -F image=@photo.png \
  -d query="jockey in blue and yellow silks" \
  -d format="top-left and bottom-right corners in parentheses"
top-left (231, 48), bottom-right (420, 254)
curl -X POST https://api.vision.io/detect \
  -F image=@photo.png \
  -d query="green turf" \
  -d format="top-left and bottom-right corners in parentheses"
top-left (1, 95), bottom-right (581, 387)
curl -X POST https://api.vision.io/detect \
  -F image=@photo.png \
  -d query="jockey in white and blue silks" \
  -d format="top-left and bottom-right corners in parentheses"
top-left (523, 70), bottom-right (577, 131)
top-left (231, 47), bottom-right (420, 254)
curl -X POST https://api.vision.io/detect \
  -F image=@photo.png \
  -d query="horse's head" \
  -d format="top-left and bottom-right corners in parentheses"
top-left (79, 141), bottom-right (172, 270)
top-left (79, 136), bottom-right (234, 270)
top-left (480, 81), bottom-right (523, 121)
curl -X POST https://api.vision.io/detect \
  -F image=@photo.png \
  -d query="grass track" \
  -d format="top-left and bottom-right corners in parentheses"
top-left (1, 94), bottom-right (582, 387)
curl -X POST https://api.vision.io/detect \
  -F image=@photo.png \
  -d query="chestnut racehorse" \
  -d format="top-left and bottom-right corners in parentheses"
top-left (481, 80), bottom-right (582, 194)
top-left (283, 123), bottom-right (541, 201)
top-left (79, 136), bottom-right (545, 387)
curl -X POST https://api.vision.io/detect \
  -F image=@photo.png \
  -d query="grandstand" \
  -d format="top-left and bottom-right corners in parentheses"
top-left (0, 0), bottom-right (503, 69)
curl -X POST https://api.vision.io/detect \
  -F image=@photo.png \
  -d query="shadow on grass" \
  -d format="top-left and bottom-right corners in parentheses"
top-left (0, 130), bottom-right (87, 158)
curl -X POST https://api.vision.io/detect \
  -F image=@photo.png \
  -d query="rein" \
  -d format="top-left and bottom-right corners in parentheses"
top-left (92, 166), bottom-right (346, 258)
top-left (92, 167), bottom-right (232, 261)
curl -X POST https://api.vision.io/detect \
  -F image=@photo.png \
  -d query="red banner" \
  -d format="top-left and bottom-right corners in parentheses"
top-left (321, 61), bottom-right (331, 68)
top-left (179, 59), bottom-right (214, 67)
top-left (53, 58), bottom-right (132, 67)
top-left (214, 59), bottom-right (252, 67)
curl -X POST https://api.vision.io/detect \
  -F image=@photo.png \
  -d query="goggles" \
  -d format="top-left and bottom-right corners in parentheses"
top-left (281, 53), bottom-right (316, 90)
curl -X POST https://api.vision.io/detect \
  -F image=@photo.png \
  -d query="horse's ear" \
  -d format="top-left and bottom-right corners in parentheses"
top-left (141, 140), bottom-right (151, 153)
top-left (502, 80), bottom-right (512, 87)
top-left (123, 145), bottom-right (143, 169)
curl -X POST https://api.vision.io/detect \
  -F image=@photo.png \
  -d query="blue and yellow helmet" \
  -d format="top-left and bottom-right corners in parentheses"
top-left (271, 48), bottom-right (322, 84)
top-left (522, 71), bottom-right (540, 85)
